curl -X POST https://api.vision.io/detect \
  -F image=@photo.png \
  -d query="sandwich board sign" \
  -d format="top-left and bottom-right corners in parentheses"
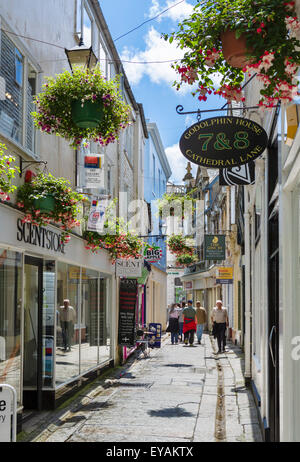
top-left (0, 384), bottom-right (17, 442)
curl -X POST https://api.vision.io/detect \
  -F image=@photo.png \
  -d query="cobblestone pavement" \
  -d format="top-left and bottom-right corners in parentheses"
top-left (23, 334), bottom-right (262, 443)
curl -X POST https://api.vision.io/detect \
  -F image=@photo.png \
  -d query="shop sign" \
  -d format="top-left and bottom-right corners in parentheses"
top-left (148, 323), bottom-right (162, 348)
top-left (0, 384), bottom-right (17, 442)
top-left (179, 116), bottom-right (268, 168)
top-left (219, 161), bottom-right (255, 186)
top-left (116, 258), bottom-right (143, 278)
top-left (118, 279), bottom-right (137, 346)
top-left (216, 266), bottom-right (234, 284)
top-left (143, 244), bottom-right (162, 263)
top-left (204, 235), bottom-right (226, 260)
top-left (84, 154), bottom-right (105, 189)
top-left (185, 281), bottom-right (193, 290)
top-left (87, 198), bottom-right (108, 233)
top-left (17, 219), bottom-right (65, 254)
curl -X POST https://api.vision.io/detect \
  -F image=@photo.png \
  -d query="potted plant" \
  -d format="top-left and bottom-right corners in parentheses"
top-left (164, 0), bottom-right (300, 108)
top-left (167, 234), bottom-right (194, 257)
top-left (32, 66), bottom-right (131, 148)
top-left (175, 253), bottom-right (198, 267)
top-left (0, 143), bottom-right (20, 201)
top-left (17, 172), bottom-right (87, 243)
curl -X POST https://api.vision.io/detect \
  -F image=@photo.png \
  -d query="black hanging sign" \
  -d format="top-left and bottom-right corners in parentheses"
top-left (219, 161), bottom-right (255, 185)
top-left (118, 279), bottom-right (137, 347)
top-left (179, 116), bottom-right (268, 168)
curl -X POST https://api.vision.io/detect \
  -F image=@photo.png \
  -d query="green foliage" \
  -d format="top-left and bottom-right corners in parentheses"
top-left (0, 143), bottom-right (20, 201)
top-left (32, 66), bottom-right (131, 147)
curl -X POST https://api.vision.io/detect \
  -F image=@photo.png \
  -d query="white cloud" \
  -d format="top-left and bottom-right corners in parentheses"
top-left (149, 0), bottom-right (194, 22)
top-left (165, 143), bottom-right (197, 184)
top-left (120, 26), bottom-right (194, 94)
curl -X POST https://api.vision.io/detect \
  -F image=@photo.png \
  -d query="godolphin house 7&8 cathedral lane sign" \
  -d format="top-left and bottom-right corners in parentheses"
top-left (179, 116), bottom-right (268, 168)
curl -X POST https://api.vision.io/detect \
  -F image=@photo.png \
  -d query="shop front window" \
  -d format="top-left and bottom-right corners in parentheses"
top-left (81, 268), bottom-right (99, 373)
top-left (0, 250), bottom-right (22, 406)
top-left (99, 277), bottom-right (111, 363)
top-left (56, 263), bottom-right (80, 385)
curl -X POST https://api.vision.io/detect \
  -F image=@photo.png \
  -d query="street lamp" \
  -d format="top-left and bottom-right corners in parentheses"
top-left (65, 37), bottom-right (98, 72)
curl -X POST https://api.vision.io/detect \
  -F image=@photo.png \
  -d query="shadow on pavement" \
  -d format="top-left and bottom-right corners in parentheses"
top-left (148, 407), bottom-right (195, 418)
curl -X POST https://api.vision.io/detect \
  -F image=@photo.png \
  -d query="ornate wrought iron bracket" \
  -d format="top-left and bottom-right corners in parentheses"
top-left (176, 104), bottom-right (260, 120)
top-left (19, 159), bottom-right (48, 177)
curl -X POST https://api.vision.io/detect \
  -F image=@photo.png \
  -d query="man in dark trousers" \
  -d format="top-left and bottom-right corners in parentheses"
top-left (211, 300), bottom-right (229, 354)
top-left (182, 300), bottom-right (197, 346)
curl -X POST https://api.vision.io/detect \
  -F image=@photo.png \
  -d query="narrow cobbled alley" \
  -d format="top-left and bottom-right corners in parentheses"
top-left (23, 334), bottom-right (262, 443)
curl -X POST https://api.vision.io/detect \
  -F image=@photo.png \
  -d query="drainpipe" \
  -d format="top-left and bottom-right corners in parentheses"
top-left (244, 188), bottom-right (252, 384)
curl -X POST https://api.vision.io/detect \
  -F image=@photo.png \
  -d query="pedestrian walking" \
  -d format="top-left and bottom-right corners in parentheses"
top-left (58, 299), bottom-right (76, 352)
top-left (195, 301), bottom-right (207, 344)
top-left (166, 303), bottom-right (180, 344)
top-left (182, 300), bottom-right (197, 346)
top-left (178, 302), bottom-right (185, 342)
top-left (211, 300), bottom-right (229, 354)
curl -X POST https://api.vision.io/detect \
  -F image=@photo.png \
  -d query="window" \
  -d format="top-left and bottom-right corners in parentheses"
top-left (152, 154), bottom-right (156, 192)
top-left (26, 65), bottom-right (37, 152)
top-left (0, 31), bottom-right (37, 152)
top-left (0, 250), bottom-right (22, 405)
top-left (124, 124), bottom-right (133, 163)
top-left (0, 33), bottom-right (24, 144)
top-left (75, 0), bottom-right (93, 48)
top-left (15, 49), bottom-right (23, 86)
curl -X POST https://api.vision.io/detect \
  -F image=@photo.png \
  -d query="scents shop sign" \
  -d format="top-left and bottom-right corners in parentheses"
top-left (179, 116), bottom-right (268, 168)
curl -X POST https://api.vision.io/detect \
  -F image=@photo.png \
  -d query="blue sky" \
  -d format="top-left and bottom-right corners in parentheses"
top-left (100, 0), bottom-right (226, 183)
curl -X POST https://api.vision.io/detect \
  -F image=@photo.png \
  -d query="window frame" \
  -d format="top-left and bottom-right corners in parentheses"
top-left (0, 17), bottom-right (41, 158)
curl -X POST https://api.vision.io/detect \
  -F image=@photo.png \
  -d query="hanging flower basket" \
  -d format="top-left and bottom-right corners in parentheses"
top-left (0, 143), bottom-right (20, 202)
top-left (167, 234), bottom-right (194, 257)
top-left (33, 194), bottom-right (56, 213)
top-left (71, 99), bottom-right (104, 128)
top-left (17, 173), bottom-right (87, 243)
top-left (83, 230), bottom-right (144, 263)
top-left (32, 66), bottom-right (131, 148)
top-left (175, 253), bottom-right (198, 267)
top-left (221, 30), bottom-right (252, 69)
top-left (164, 0), bottom-right (300, 108)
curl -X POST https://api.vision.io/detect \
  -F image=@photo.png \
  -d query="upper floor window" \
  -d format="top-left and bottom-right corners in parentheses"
top-left (75, 0), bottom-right (94, 48)
top-left (0, 31), bottom-right (37, 153)
top-left (124, 124), bottom-right (133, 164)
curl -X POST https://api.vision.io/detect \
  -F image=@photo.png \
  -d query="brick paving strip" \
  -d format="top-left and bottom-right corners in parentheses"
top-left (20, 334), bottom-right (262, 443)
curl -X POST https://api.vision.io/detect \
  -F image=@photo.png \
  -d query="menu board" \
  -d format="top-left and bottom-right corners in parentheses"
top-left (118, 279), bottom-right (137, 346)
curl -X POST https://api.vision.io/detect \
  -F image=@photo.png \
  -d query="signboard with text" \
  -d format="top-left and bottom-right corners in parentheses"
top-left (216, 266), bottom-right (234, 284)
top-left (118, 279), bottom-right (137, 346)
top-left (179, 116), bottom-right (268, 168)
top-left (204, 235), bottom-right (226, 260)
top-left (84, 155), bottom-right (105, 189)
top-left (116, 259), bottom-right (143, 278)
top-left (143, 244), bottom-right (162, 263)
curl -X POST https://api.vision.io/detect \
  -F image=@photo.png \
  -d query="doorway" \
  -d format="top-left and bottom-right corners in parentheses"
top-left (23, 256), bottom-right (43, 410)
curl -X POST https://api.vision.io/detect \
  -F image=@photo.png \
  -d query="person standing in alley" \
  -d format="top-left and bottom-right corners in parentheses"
top-left (182, 300), bottom-right (197, 346)
top-left (59, 299), bottom-right (76, 352)
top-left (166, 303), bottom-right (180, 344)
top-left (195, 301), bottom-right (207, 345)
top-left (211, 300), bottom-right (229, 354)
top-left (178, 302), bottom-right (185, 342)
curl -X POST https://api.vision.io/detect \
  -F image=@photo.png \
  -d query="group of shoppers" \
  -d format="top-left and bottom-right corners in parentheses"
top-left (167, 299), bottom-right (229, 354)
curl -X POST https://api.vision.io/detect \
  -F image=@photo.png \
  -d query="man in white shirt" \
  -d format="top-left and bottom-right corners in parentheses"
top-left (211, 300), bottom-right (229, 354)
top-left (59, 299), bottom-right (76, 352)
